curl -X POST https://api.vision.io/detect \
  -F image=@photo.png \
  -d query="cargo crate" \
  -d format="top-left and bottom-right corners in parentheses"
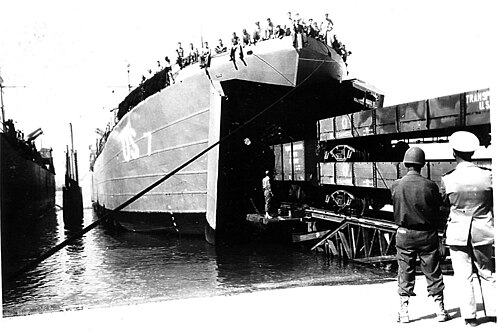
top-left (375, 105), bottom-right (398, 135)
top-left (353, 162), bottom-right (375, 187)
top-left (399, 100), bottom-right (428, 132)
top-left (428, 93), bottom-right (462, 130)
top-left (335, 162), bottom-right (354, 186)
top-left (352, 109), bottom-right (375, 137)
top-left (465, 89), bottom-right (490, 126)
top-left (375, 162), bottom-right (399, 189)
top-left (334, 114), bottom-right (353, 139)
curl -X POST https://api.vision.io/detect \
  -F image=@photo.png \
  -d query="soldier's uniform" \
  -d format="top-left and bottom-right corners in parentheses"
top-left (392, 171), bottom-right (445, 297)
top-left (262, 171), bottom-right (273, 219)
top-left (441, 131), bottom-right (495, 324)
top-left (392, 146), bottom-right (449, 323)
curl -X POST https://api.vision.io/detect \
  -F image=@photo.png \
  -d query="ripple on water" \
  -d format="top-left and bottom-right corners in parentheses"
top-left (2, 207), bottom-right (395, 317)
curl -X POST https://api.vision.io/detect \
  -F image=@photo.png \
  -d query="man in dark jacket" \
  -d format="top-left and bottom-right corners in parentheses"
top-left (391, 146), bottom-right (449, 323)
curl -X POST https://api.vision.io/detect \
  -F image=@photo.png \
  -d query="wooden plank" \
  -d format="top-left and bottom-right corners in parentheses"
top-left (305, 208), bottom-right (398, 231)
top-left (350, 225), bottom-right (357, 258)
top-left (246, 214), bottom-right (302, 224)
top-left (353, 225), bottom-right (362, 258)
top-left (310, 220), bottom-right (348, 251)
top-left (292, 230), bottom-right (330, 243)
top-left (309, 212), bottom-right (346, 224)
top-left (338, 232), bottom-right (352, 259)
top-left (327, 239), bottom-right (338, 256)
top-left (378, 230), bottom-right (384, 256)
top-left (368, 230), bottom-right (377, 257)
top-left (353, 255), bottom-right (396, 264)
top-left (383, 231), bottom-right (396, 256)
top-left (362, 228), bottom-right (370, 258)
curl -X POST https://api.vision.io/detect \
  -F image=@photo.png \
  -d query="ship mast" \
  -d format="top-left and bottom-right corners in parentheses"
top-left (0, 71), bottom-right (5, 132)
top-left (0, 69), bottom-right (27, 132)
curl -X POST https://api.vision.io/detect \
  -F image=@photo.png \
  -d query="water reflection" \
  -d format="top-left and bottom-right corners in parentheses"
top-left (2, 201), bottom-right (395, 318)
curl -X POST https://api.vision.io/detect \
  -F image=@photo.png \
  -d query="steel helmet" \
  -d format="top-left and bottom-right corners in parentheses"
top-left (449, 131), bottom-right (479, 152)
top-left (403, 147), bottom-right (426, 166)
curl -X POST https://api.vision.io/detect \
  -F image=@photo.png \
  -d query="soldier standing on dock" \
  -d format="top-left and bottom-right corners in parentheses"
top-left (391, 147), bottom-right (450, 323)
top-left (441, 131), bottom-right (496, 327)
top-left (262, 170), bottom-right (273, 219)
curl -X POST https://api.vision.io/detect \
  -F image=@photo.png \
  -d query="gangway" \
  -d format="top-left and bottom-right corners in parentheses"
top-left (307, 207), bottom-right (400, 265)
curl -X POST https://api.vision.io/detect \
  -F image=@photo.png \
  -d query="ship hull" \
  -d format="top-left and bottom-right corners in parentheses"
top-left (91, 36), bottom-right (364, 243)
top-left (1, 134), bottom-right (56, 224)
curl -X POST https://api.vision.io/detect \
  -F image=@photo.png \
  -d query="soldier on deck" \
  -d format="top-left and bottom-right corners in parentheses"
top-left (391, 146), bottom-right (450, 324)
top-left (200, 42), bottom-right (211, 68)
top-left (262, 170), bottom-right (273, 219)
top-left (187, 43), bottom-right (199, 64)
top-left (242, 29), bottom-right (252, 46)
top-left (229, 32), bottom-right (243, 62)
top-left (175, 42), bottom-right (185, 69)
top-left (264, 18), bottom-right (274, 40)
top-left (252, 21), bottom-right (262, 44)
top-left (441, 131), bottom-right (496, 327)
top-left (215, 39), bottom-right (227, 54)
top-left (164, 56), bottom-right (175, 85)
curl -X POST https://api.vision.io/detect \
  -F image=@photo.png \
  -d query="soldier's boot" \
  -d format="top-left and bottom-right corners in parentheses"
top-left (397, 295), bottom-right (410, 323)
top-left (433, 293), bottom-right (450, 322)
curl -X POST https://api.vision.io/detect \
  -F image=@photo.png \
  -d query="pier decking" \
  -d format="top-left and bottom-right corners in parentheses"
top-left (2, 275), bottom-right (496, 333)
top-left (246, 206), bottom-right (456, 271)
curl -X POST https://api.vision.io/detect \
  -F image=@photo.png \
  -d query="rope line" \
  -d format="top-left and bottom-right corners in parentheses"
top-left (7, 54), bottom-right (329, 282)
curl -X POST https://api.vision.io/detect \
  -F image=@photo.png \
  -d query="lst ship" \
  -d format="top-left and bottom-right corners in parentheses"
top-left (90, 35), bottom-right (382, 244)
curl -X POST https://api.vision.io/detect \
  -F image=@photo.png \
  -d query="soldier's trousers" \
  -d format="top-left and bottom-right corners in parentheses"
top-left (396, 227), bottom-right (445, 297)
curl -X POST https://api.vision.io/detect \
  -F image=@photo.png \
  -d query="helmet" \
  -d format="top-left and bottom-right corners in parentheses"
top-left (403, 147), bottom-right (425, 166)
top-left (449, 131), bottom-right (479, 152)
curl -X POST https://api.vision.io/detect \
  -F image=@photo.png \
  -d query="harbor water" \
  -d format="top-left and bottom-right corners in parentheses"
top-left (2, 192), bottom-right (395, 318)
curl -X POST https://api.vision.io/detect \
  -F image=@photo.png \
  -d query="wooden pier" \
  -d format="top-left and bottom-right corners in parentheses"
top-left (306, 208), bottom-right (399, 265)
top-left (246, 206), bottom-right (452, 269)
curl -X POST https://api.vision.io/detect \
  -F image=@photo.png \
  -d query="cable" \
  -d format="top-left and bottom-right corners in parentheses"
top-left (7, 54), bottom-right (329, 282)
top-left (251, 53), bottom-right (295, 86)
